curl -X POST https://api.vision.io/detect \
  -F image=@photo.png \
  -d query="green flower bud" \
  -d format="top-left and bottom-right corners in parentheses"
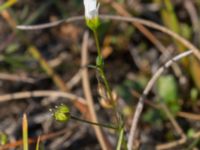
top-left (51, 104), bottom-right (71, 122)
top-left (83, 0), bottom-right (100, 30)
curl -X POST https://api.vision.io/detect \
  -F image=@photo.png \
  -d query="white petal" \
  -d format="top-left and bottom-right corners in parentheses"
top-left (83, 0), bottom-right (99, 19)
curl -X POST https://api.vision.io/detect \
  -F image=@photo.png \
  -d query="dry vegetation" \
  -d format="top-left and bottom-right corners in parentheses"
top-left (0, 0), bottom-right (200, 149)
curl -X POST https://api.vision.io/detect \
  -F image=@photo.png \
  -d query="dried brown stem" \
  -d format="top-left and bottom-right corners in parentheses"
top-left (81, 32), bottom-right (112, 150)
top-left (0, 90), bottom-right (86, 104)
top-left (17, 15), bottom-right (200, 61)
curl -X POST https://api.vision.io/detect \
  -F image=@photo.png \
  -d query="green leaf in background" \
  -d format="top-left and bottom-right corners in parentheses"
top-left (187, 129), bottom-right (195, 139)
top-left (156, 0), bottom-right (200, 91)
top-left (0, 132), bottom-right (7, 145)
top-left (190, 88), bottom-right (198, 102)
top-left (157, 75), bottom-right (180, 115)
top-left (157, 75), bottom-right (178, 103)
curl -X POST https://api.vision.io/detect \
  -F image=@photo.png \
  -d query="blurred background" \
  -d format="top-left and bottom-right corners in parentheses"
top-left (0, 0), bottom-right (200, 149)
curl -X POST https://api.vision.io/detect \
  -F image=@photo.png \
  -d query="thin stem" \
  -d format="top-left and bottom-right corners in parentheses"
top-left (92, 30), bottom-right (114, 103)
top-left (98, 68), bottom-right (113, 101)
top-left (71, 115), bottom-right (117, 130)
top-left (92, 28), bottom-right (120, 124)
top-left (116, 127), bottom-right (125, 150)
top-left (93, 30), bottom-right (101, 58)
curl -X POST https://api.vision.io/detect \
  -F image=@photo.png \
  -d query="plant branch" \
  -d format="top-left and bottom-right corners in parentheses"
top-left (16, 15), bottom-right (200, 61)
top-left (71, 115), bottom-right (117, 130)
top-left (0, 90), bottom-right (86, 104)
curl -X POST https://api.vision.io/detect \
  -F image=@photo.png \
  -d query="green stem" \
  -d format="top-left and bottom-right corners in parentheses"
top-left (93, 29), bottom-right (101, 58)
top-left (71, 115), bottom-right (117, 130)
top-left (98, 68), bottom-right (113, 101)
top-left (93, 29), bottom-right (114, 102)
top-left (116, 127), bottom-right (125, 150)
top-left (22, 114), bottom-right (28, 150)
top-left (91, 22), bottom-right (125, 150)
top-left (92, 29), bottom-right (120, 124)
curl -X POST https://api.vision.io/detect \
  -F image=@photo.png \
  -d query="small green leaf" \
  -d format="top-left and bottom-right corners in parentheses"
top-left (187, 129), bottom-right (195, 138)
top-left (96, 56), bottom-right (104, 67)
top-left (157, 75), bottom-right (178, 103)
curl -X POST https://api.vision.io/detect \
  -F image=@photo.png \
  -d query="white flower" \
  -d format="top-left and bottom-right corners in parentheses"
top-left (84, 0), bottom-right (100, 19)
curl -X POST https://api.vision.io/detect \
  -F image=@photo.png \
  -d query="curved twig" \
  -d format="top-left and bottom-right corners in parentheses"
top-left (17, 15), bottom-right (200, 61)
top-left (100, 15), bottom-right (200, 61)
top-left (127, 50), bottom-right (193, 150)
top-left (17, 16), bottom-right (83, 30)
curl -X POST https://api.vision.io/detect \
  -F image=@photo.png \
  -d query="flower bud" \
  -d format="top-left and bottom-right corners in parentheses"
top-left (51, 104), bottom-right (71, 122)
top-left (83, 0), bottom-right (100, 30)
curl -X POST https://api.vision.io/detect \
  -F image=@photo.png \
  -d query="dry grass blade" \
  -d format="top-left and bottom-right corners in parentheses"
top-left (35, 136), bottom-right (40, 150)
top-left (0, 90), bottom-right (86, 104)
top-left (0, 73), bottom-right (35, 83)
top-left (28, 46), bottom-right (69, 92)
top-left (23, 114), bottom-right (29, 150)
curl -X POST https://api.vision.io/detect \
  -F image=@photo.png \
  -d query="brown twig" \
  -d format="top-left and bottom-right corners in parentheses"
top-left (148, 102), bottom-right (186, 143)
top-left (156, 137), bottom-right (186, 150)
top-left (0, 90), bottom-right (86, 104)
top-left (0, 72), bottom-right (35, 83)
top-left (100, 15), bottom-right (200, 61)
top-left (28, 46), bottom-right (69, 92)
top-left (131, 89), bottom-right (200, 149)
top-left (131, 90), bottom-right (187, 150)
top-left (109, 1), bottom-right (166, 53)
top-left (177, 111), bottom-right (200, 121)
top-left (16, 16), bottom-right (83, 30)
top-left (16, 15), bottom-right (200, 61)
top-left (127, 50), bottom-right (193, 150)
top-left (81, 32), bottom-right (112, 150)
top-left (131, 90), bottom-right (200, 121)
top-left (160, 103), bottom-right (186, 139)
